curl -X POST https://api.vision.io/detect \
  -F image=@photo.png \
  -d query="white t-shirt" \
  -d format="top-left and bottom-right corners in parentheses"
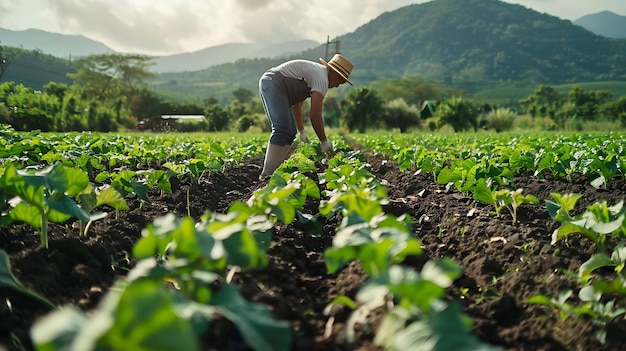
top-left (273, 60), bottom-right (329, 97)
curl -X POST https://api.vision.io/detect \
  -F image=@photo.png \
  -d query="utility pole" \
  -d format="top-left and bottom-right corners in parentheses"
top-left (324, 36), bottom-right (340, 60)
top-left (0, 41), bottom-right (5, 80)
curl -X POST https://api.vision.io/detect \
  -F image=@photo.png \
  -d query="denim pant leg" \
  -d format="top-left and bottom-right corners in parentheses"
top-left (259, 72), bottom-right (296, 146)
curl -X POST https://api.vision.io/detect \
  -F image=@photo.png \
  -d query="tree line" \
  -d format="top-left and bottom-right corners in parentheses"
top-left (0, 53), bottom-right (625, 134)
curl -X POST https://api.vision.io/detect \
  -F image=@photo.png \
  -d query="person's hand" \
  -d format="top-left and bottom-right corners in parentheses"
top-left (321, 140), bottom-right (333, 154)
top-left (299, 129), bottom-right (309, 143)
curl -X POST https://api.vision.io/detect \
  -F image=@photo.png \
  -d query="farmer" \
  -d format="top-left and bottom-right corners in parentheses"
top-left (258, 53), bottom-right (354, 179)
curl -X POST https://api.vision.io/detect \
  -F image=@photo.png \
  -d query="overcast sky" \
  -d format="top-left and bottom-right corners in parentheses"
top-left (0, 0), bottom-right (624, 56)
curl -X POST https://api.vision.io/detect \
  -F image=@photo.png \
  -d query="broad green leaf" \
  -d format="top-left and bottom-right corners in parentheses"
top-left (0, 250), bottom-right (55, 309)
top-left (386, 302), bottom-right (499, 351)
top-left (96, 187), bottom-right (129, 211)
top-left (64, 167), bottom-right (90, 196)
top-left (212, 284), bottom-right (292, 351)
top-left (31, 307), bottom-right (87, 351)
top-left (10, 203), bottom-right (42, 228)
top-left (579, 253), bottom-right (614, 282)
top-left (130, 179), bottom-right (151, 203)
top-left (222, 230), bottom-right (269, 270)
top-left (48, 196), bottom-right (89, 222)
top-left (472, 179), bottom-right (494, 206)
top-left (21, 162), bottom-right (68, 195)
top-left (102, 279), bottom-right (200, 351)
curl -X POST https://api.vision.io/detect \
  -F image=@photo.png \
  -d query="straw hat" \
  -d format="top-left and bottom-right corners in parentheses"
top-left (320, 54), bottom-right (354, 85)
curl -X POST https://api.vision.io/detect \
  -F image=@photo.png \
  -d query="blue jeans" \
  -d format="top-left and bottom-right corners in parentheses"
top-left (259, 71), bottom-right (309, 146)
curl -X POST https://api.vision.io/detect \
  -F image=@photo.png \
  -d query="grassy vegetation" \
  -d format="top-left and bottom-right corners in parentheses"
top-left (473, 80), bottom-right (626, 107)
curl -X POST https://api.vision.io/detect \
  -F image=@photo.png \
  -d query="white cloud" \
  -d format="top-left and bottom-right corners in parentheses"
top-left (1, 0), bottom-right (624, 55)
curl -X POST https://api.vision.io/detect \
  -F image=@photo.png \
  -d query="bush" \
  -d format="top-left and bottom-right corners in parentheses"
top-left (382, 98), bottom-right (420, 133)
top-left (484, 107), bottom-right (517, 132)
top-left (237, 114), bottom-right (256, 132)
top-left (205, 105), bottom-right (230, 131)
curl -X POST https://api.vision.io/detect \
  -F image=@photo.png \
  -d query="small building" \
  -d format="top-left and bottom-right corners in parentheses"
top-left (137, 115), bottom-right (205, 132)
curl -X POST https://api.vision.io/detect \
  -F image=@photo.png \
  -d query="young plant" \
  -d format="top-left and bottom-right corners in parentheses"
top-left (32, 206), bottom-right (292, 351)
top-left (493, 188), bottom-right (539, 224)
top-left (243, 171), bottom-right (320, 224)
top-left (76, 183), bottom-right (129, 237)
top-left (548, 193), bottom-right (626, 253)
top-left (95, 169), bottom-right (151, 204)
top-left (527, 289), bottom-right (587, 323)
top-left (324, 212), bottom-right (421, 277)
top-left (473, 179), bottom-right (539, 224)
top-left (1, 162), bottom-right (90, 249)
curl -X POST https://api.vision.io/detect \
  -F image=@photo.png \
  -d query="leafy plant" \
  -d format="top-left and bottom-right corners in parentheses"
top-left (473, 180), bottom-right (539, 223)
top-left (1, 162), bottom-right (90, 248)
top-left (95, 170), bottom-right (151, 204)
top-left (324, 213), bottom-right (421, 277)
top-left (0, 249), bottom-right (55, 310)
top-left (76, 184), bottom-right (129, 237)
top-left (243, 171), bottom-right (320, 224)
top-left (527, 289), bottom-right (587, 322)
top-left (547, 193), bottom-right (626, 253)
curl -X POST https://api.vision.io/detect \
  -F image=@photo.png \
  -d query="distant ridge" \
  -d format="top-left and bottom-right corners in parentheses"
top-left (574, 11), bottom-right (626, 38)
top-left (0, 26), bottom-right (320, 73)
top-left (150, 40), bottom-right (321, 73)
top-left (0, 28), bottom-right (115, 58)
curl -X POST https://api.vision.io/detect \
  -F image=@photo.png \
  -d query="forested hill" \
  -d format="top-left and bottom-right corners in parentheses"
top-left (337, 0), bottom-right (626, 85)
top-left (155, 0), bottom-right (626, 100)
top-left (3, 0), bottom-right (626, 100)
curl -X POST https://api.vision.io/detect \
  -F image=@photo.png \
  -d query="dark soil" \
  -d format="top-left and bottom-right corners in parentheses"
top-left (1, 149), bottom-right (626, 351)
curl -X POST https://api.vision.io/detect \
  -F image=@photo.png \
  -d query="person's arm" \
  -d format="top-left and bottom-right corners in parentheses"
top-left (309, 92), bottom-right (327, 141)
top-left (293, 101), bottom-right (309, 142)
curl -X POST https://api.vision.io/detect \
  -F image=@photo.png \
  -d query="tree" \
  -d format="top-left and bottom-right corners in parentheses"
top-left (519, 85), bottom-right (564, 118)
top-left (435, 96), bottom-right (479, 132)
top-left (566, 86), bottom-right (612, 122)
top-left (43, 82), bottom-right (69, 103)
top-left (205, 104), bottom-right (230, 131)
top-left (600, 96), bottom-right (626, 127)
top-left (323, 94), bottom-right (342, 128)
top-left (0, 46), bottom-right (6, 80)
top-left (341, 87), bottom-right (383, 133)
top-left (372, 75), bottom-right (461, 105)
top-left (382, 98), bottom-right (420, 133)
top-left (67, 54), bottom-right (156, 123)
top-left (232, 88), bottom-right (253, 104)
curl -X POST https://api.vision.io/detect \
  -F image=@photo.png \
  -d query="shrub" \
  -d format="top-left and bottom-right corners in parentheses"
top-left (485, 107), bottom-right (517, 132)
top-left (382, 98), bottom-right (420, 133)
top-left (237, 113), bottom-right (256, 132)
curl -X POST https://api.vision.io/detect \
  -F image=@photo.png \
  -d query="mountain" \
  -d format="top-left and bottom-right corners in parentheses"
top-left (3, 0), bottom-right (626, 103)
top-left (574, 11), bottom-right (626, 38)
top-left (0, 46), bottom-right (74, 89)
top-left (0, 26), bottom-right (320, 73)
top-left (150, 40), bottom-right (321, 73)
top-left (336, 0), bottom-right (625, 85)
top-left (153, 0), bottom-right (626, 101)
top-left (0, 28), bottom-right (116, 58)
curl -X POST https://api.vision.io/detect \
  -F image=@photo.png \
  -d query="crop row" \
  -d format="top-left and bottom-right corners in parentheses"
top-left (2, 126), bottom-right (626, 349)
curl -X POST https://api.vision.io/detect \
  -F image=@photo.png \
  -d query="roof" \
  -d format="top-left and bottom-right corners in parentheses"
top-left (160, 115), bottom-right (205, 120)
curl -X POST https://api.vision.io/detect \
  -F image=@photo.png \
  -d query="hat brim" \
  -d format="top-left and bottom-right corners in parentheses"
top-left (320, 58), bottom-right (353, 85)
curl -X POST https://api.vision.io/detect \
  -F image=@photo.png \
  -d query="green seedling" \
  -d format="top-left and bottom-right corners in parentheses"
top-left (324, 212), bottom-right (420, 277)
top-left (548, 194), bottom-right (625, 253)
top-left (95, 169), bottom-right (151, 204)
top-left (76, 184), bottom-right (129, 237)
top-left (527, 289), bottom-right (586, 322)
top-left (1, 162), bottom-right (90, 249)
top-left (474, 179), bottom-right (538, 224)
